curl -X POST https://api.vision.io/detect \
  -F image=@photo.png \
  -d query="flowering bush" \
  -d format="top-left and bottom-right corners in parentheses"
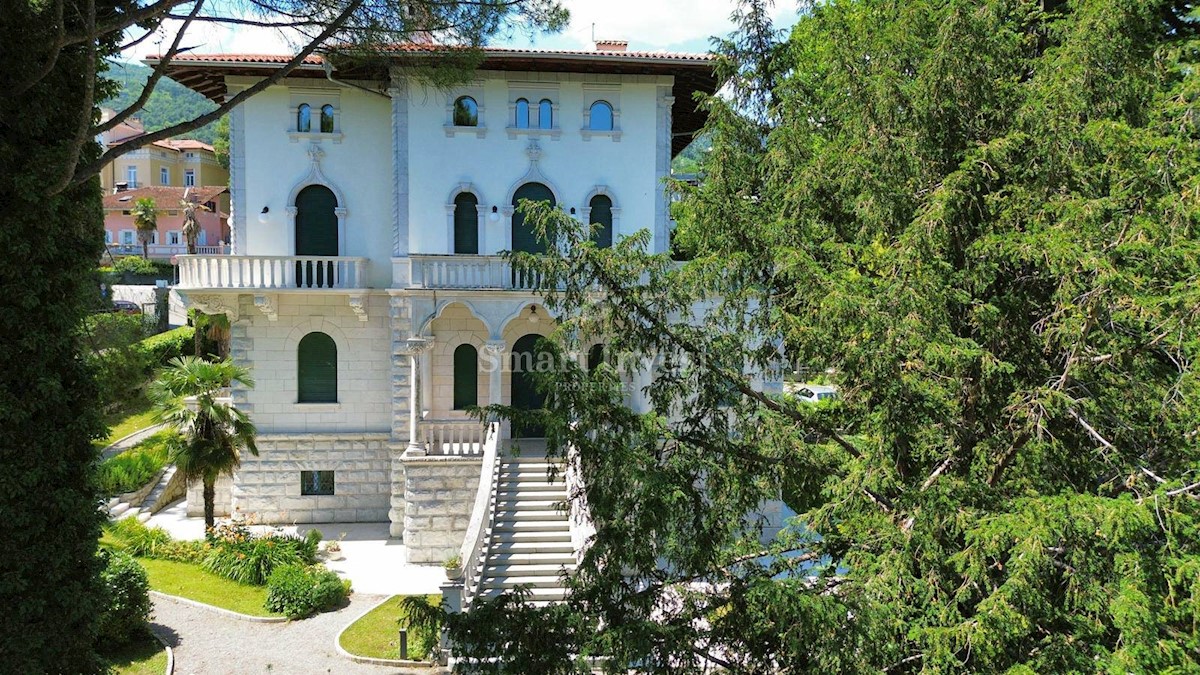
top-left (201, 522), bottom-right (318, 585)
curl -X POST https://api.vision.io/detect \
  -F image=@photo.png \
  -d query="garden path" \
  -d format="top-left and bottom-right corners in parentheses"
top-left (101, 422), bottom-right (168, 459)
top-left (151, 592), bottom-right (432, 674)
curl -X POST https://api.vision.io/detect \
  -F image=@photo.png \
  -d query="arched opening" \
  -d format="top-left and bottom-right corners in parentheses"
top-left (510, 333), bottom-right (549, 437)
top-left (454, 96), bottom-right (478, 126)
top-left (589, 194), bottom-right (613, 248)
top-left (587, 344), bottom-right (605, 373)
top-left (589, 101), bottom-right (613, 131)
top-left (298, 332), bottom-right (337, 403)
top-left (294, 184), bottom-right (338, 287)
top-left (320, 104), bottom-right (335, 133)
top-left (297, 103), bottom-right (311, 132)
top-left (515, 98), bottom-right (530, 129)
top-left (538, 99), bottom-right (553, 129)
top-left (511, 182), bottom-right (555, 254)
top-left (453, 343), bottom-right (479, 410)
top-left (453, 192), bottom-right (479, 254)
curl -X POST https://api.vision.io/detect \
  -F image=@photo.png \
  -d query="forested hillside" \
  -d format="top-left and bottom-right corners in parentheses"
top-left (103, 60), bottom-right (218, 144)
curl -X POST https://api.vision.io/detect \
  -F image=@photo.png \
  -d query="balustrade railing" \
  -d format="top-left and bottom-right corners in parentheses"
top-left (176, 255), bottom-right (368, 290)
top-left (410, 254), bottom-right (550, 291)
top-left (418, 418), bottom-right (490, 456)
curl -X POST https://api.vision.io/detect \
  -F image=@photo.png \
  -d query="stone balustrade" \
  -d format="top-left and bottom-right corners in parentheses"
top-left (418, 418), bottom-right (490, 456)
top-left (410, 254), bottom-right (549, 291)
top-left (176, 254), bottom-right (369, 290)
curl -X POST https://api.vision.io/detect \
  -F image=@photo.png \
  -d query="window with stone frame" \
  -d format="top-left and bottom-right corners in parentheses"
top-left (300, 470), bottom-right (335, 496)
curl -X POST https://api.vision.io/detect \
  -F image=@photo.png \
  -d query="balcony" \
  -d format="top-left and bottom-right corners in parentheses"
top-left (176, 255), bottom-right (369, 290)
top-left (108, 243), bottom-right (229, 258)
top-left (410, 254), bottom-right (549, 291)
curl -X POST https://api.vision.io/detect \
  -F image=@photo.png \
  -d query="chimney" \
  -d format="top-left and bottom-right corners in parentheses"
top-left (594, 39), bottom-right (628, 52)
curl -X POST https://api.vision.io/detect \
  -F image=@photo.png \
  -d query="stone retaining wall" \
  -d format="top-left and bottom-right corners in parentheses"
top-left (187, 474), bottom-right (233, 518)
top-left (229, 433), bottom-right (393, 523)
top-left (402, 456), bottom-right (481, 564)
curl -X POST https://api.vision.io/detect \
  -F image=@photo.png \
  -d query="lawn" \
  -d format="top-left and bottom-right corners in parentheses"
top-left (94, 393), bottom-right (158, 450)
top-left (137, 557), bottom-right (280, 618)
top-left (99, 630), bottom-right (168, 675)
top-left (339, 594), bottom-right (441, 661)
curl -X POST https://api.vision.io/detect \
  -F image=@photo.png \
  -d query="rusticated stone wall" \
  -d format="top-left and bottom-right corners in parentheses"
top-left (402, 456), bottom-right (481, 564)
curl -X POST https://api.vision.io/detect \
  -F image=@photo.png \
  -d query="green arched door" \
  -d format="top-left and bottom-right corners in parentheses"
top-left (510, 333), bottom-right (548, 437)
top-left (295, 185), bottom-right (338, 287)
top-left (511, 182), bottom-right (555, 254)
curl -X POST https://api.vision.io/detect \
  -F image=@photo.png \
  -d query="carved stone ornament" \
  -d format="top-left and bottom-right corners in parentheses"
top-left (348, 293), bottom-right (369, 322)
top-left (253, 294), bottom-right (278, 321)
top-left (187, 293), bottom-right (239, 320)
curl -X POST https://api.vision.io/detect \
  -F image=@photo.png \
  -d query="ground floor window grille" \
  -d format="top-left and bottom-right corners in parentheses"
top-left (300, 470), bottom-right (335, 496)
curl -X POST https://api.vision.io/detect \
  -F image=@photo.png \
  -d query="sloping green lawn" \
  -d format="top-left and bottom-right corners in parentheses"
top-left (100, 631), bottom-right (167, 675)
top-left (339, 595), bottom-right (441, 661)
top-left (94, 393), bottom-right (158, 450)
top-left (138, 557), bottom-right (280, 617)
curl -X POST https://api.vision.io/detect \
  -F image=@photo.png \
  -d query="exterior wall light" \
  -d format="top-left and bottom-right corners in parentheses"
top-left (489, 205), bottom-right (499, 222)
top-left (258, 206), bottom-right (270, 224)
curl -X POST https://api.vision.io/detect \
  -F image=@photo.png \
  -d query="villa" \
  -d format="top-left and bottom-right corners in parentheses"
top-left (152, 42), bottom-right (716, 604)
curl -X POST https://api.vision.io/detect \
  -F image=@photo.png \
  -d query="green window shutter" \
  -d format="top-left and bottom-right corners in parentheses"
top-left (454, 193), bottom-right (479, 254)
top-left (298, 332), bottom-right (337, 403)
top-left (589, 195), bottom-right (613, 249)
top-left (453, 344), bottom-right (478, 410)
top-left (511, 182), bottom-right (556, 254)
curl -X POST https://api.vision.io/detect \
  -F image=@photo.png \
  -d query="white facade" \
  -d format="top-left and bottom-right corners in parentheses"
top-left (168, 48), bottom-right (713, 562)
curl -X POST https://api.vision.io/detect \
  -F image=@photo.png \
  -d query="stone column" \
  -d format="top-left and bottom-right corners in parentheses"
top-left (388, 295), bottom-right (415, 538)
top-left (482, 340), bottom-right (506, 406)
top-left (401, 337), bottom-right (433, 457)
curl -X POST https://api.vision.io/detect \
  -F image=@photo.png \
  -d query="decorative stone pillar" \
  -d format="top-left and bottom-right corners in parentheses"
top-left (399, 337), bottom-right (433, 457)
top-left (388, 295), bottom-right (414, 537)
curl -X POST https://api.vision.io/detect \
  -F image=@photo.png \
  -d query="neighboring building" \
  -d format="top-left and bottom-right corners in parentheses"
top-left (153, 43), bottom-right (718, 575)
top-left (103, 185), bottom-right (230, 258)
top-left (97, 110), bottom-right (230, 193)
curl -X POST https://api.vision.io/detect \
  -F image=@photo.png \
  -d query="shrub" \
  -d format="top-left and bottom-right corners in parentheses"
top-left (138, 326), bottom-right (194, 368)
top-left (107, 518), bottom-right (173, 558)
top-left (265, 564), bottom-right (350, 619)
top-left (201, 522), bottom-right (317, 585)
top-left (96, 550), bottom-right (151, 647)
top-left (97, 431), bottom-right (177, 495)
top-left (112, 256), bottom-right (158, 276)
top-left (82, 313), bottom-right (148, 351)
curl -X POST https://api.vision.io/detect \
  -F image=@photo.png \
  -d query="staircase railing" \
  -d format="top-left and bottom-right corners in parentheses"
top-left (419, 418), bottom-right (488, 456)
top-left (458, 423), bottom-right (502, 609)
top-left (565, 442), bottom-right (596, 566)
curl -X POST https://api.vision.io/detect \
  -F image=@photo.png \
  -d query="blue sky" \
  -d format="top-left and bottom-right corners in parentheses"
top-left (122, 1), bottom-right (802, 61)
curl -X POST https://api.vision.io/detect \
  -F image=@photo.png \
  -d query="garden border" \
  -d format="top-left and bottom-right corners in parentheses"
top-left (150, 590), bottom-right (288, 623)
top-left (333, 594), bottom-right (440, 671)
top-left (149, 627), bottom-right (175, 675)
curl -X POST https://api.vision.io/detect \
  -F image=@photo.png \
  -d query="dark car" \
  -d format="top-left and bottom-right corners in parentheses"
top-left (111, 300), bottom-right (141, 315)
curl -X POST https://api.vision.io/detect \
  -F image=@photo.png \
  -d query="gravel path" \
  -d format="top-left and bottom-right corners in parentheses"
top-left (151, 593), bottom-right (431, 674)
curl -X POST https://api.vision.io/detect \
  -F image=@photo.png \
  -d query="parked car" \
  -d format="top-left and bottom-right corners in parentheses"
top-left (111, 300), bottom-right (141, 315)
top-left (788, 383), bottom-right (838, 403)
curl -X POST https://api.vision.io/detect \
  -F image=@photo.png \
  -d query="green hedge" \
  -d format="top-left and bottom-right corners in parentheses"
top-left (138, 326), bottom-right (194, 368)
top-left (265, 564), bottom-right (351, 619)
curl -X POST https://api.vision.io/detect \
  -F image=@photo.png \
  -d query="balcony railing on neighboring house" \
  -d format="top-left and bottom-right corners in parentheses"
top-left (176, 255), bottom-right (369, 290)
top-left (108, 243), bottom-right (230, 258)
top-left (410, 254), bottom-right (550, 291)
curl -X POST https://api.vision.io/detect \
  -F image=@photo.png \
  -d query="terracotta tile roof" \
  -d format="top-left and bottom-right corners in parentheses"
top-left (103, 185), bottom-right (228, 210)
top-left (157, 44), bottom-right (713, 64)
top-left (160, 53), bottom-right (325, 65)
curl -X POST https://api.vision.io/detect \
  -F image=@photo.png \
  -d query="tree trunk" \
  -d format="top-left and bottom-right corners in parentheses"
top-left (203, 476), bottom-right (216, 531)
top-left (142, 239), bottom-right (149, 259)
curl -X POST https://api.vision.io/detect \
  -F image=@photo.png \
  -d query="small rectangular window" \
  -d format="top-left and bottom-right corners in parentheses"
top-left (300, 471), bottom-right (335, 496)
top-left (168, 231), bottom-right (180, 245)
top-left (184, 169), bottom-right (195, 187)
top-left (160, 167), bottom-right (169, 185)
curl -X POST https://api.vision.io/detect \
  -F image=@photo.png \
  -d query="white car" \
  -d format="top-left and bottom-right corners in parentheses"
top-left (788, 383), bottom-right (838, 403)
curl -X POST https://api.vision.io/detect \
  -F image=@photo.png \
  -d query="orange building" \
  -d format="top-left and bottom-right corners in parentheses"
top-left (104, 185), bottom-right (230, 260)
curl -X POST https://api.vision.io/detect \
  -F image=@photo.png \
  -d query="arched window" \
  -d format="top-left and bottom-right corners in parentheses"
top-left (453, 96), bottom-right (478, 126)
top-left (453, 344), bottom-right (479, 410)
top-left (587, 344), bottom-right (605, 373)
top-left (320, 104), bottom-right (335, 133)
top-left (297, 104), bottom-right (312, 133)
top-left (538, 99), bottom-right (553, 129)
top-left (515, 98), bottom-right (530, 129)
top-left (298, 332), bottom-right (337, 403)
top-left (589, 194), bottom-right (613, 248)
top-left (589, 101), bottom-right (613, 131)
top-left (453, 192), bottom-right (479, 254)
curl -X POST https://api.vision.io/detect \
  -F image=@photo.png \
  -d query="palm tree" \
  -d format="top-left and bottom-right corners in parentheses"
top-left (151, 356), bottom-right (257, 530)
top-left (180, 190), bottom-right (211, 254)
top-left (131, 197), bottom-right (158, 258)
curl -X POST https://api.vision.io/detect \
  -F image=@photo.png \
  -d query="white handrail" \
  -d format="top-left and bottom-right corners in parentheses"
top-left (459, 423), bottom-right (501, 609)
top-left (419, 419), bottom-right (488, 456)
top-left (410, 254), bottom-right (548, 291)
top-left (566, 442), bottom-right (595, 566)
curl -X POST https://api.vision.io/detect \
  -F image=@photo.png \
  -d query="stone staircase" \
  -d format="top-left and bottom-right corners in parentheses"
top-left (475, 454), bottom-right (576, 606)
top-left (106, 465), bottom-right (178, 523)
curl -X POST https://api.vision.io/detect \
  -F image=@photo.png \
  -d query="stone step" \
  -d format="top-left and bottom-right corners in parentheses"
top-left (490, 530), bottom-right (574, 545)
top-left (115, 506), bottom-right (141, 521)
top-left (109, 502), bottom-right (131, 517)
top-left (493, 508), bottom-right (565, 522)
top-left (492, 518), bottom-right (569, 532)
top-left (475, 585), bottom-right (568, 603)
top-left (496, 483), bottom-right (565, 495)
top-left (482, 575), bottom-right (568, 590)
top-left (484, 563), bottom-right (575, 577)
top-left (486, 551), bottom-right (577, 566)
top-left (106, 497), bottom-right (121, 510)
top-left (137, 511), bottom-right (152, 523)
top-left (489, 540), bottom-right (574, 554)
top-left (493, 498), bottom-right (566, 511)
